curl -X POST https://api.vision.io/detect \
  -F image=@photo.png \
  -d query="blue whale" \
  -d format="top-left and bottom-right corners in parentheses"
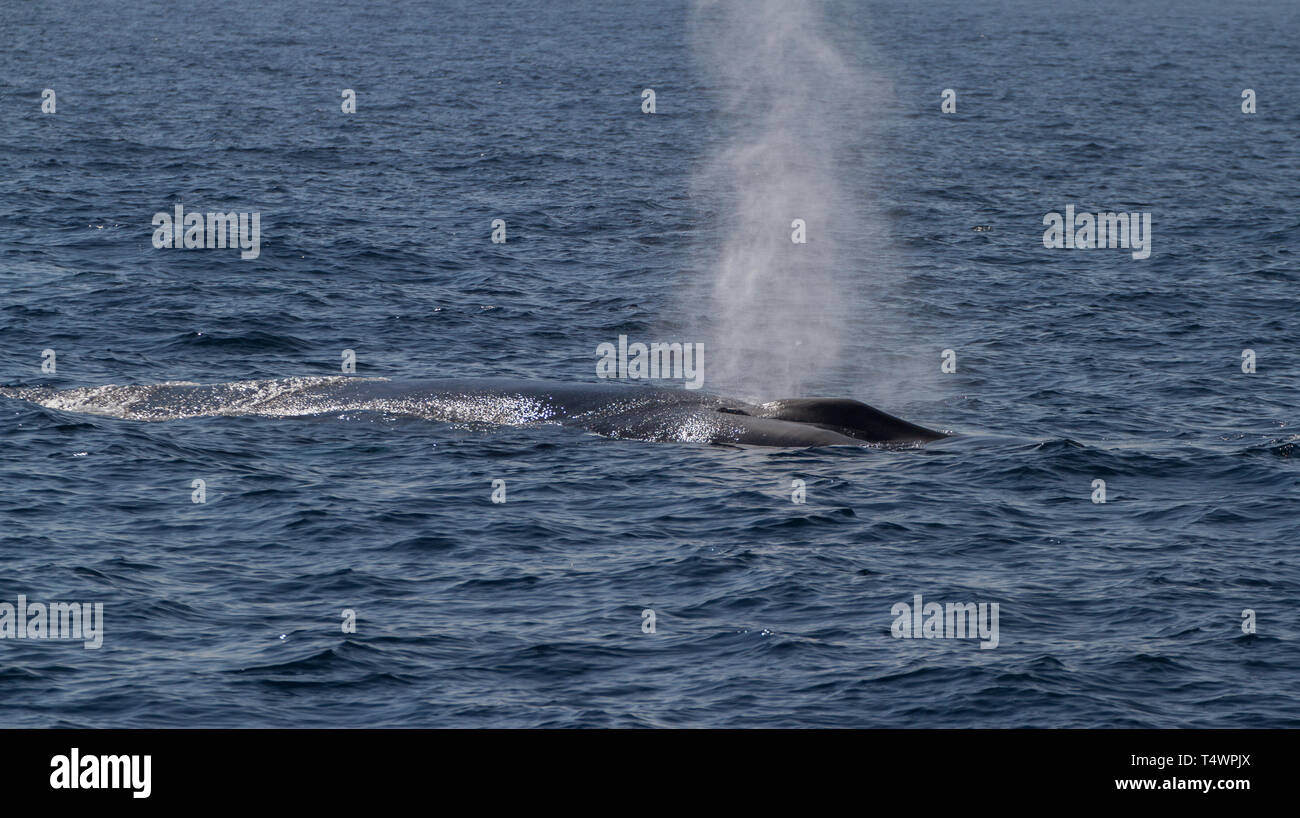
top-left (0, 377), bottom-right (948, 447)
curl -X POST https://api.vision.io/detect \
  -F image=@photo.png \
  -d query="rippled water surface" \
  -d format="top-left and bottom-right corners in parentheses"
top-left (1, 0), bottom-right (1297, 727)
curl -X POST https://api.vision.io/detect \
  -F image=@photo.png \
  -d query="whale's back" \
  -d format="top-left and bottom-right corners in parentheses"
top-left (754, 398), bottom-right (948, 444)
top-left (0, 378), bottom-right (946, 447)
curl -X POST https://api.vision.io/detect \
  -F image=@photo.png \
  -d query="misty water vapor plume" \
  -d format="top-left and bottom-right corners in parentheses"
top-left (687, 0), bottom-right (886, 401)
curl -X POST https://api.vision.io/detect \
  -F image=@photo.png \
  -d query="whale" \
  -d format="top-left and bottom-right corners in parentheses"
top-left (0, 377), bottom-right (948, 447)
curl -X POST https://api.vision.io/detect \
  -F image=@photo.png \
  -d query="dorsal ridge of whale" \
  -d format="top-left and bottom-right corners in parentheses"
top-left (754, 397), bottom-right (947, 444)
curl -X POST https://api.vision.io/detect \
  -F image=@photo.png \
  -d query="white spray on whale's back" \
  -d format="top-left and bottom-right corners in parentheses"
top-left (685, 0), bottom-right (899, 402)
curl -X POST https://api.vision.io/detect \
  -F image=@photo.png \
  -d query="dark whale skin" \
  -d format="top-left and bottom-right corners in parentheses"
top-left (753, 398), bottom-right (949, 444)
top-left (0, 377), bottom-right (948, 448)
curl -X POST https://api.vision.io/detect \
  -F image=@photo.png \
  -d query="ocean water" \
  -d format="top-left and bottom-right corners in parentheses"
top-left (1, 0), bottom-right (1297, 728)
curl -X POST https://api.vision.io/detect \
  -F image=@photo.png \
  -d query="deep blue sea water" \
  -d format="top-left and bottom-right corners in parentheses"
top-left (1, 0), bottom-right (1297, 727)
